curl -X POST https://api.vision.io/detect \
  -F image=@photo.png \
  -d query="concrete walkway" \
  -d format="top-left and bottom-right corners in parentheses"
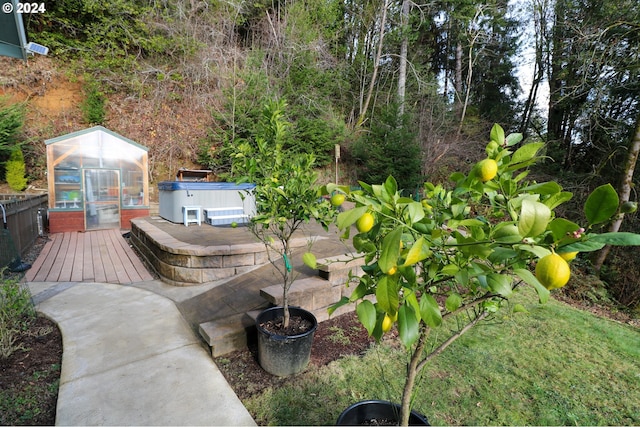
top-left (28, 281), bottom-right (256, 426)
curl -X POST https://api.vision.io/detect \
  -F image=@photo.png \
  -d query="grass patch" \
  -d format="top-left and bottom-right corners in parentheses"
top-left (0, 363), bottom-right (60, 425)
top-left (243, 291), bottom-right (640, 425)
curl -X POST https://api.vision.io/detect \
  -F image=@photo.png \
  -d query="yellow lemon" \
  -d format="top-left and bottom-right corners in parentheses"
top-left (535, 253), bottom-right (571, 290)
top-left (330, 194), bottom-right (345, 206)
top-left (356, 212), bottom-right (375, 233)
top-left (477, 158), bottom-right (498, 182)
top-left (381, 314), bottom-right (394, 332)
top-left (387, 265), bottom-right (398, 276)
top-left (558, 251), bottom-right (578, 262)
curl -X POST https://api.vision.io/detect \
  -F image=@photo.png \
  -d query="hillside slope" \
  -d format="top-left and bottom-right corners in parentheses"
top-left (0, 55), bottom-right (214, 195)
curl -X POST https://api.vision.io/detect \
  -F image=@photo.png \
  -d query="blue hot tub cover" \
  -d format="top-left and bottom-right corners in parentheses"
top-left (158, 181), bottom-right (256, 191)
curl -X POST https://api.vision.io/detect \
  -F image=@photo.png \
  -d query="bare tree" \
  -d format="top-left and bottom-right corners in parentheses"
top-left (397, 0), bottom-right (411, 116)
top-left (357, 0), bottom-right (390, 128)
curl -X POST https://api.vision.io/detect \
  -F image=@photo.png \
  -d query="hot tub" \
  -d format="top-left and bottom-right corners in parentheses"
top-left (158, 181), bottom-right (256, 224)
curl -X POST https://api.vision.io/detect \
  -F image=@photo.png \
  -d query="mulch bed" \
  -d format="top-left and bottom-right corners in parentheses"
top-left (215, 310), bottom-right (376, 401)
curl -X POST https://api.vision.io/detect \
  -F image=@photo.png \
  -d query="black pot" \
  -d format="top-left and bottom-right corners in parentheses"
top-left (256, 306), bottom-right (318, 377)
top-left (336, 400), bottom-right (430, 426)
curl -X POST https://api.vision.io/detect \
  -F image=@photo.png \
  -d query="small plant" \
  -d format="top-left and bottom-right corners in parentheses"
top-left (327, 326), bottom-right (351, 346)
top-left (5, 147), bottom-right (27, 191)
top-left (326, 124), bottom-right (640, 425)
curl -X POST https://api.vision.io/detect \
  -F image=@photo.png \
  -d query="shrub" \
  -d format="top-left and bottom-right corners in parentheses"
top-left (81, 82), bottom-right (106, 125)
top-left (0, 273), bottom-right (36, 359)
top-left (5, 148), bottom-right (27, 191)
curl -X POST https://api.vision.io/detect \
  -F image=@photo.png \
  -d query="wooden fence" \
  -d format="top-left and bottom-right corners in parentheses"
top-left (0, 194), bottom-right (48, 256)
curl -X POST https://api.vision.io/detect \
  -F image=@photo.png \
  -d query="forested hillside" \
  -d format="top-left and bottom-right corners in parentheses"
top-left (1, 0), bottom-right (639, 308)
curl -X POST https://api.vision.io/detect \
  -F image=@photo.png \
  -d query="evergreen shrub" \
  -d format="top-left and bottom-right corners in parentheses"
top-left (5, 148), bottom-right (27, 191)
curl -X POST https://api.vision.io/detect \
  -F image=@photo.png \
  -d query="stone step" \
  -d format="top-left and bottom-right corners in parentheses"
top-left (199, 311), bottom-right (261, 357)
top-left (315, 254), bottom-right (365, 284)
top-left (260, 276), bottom-right (340, 319)
top-left (200, 274), bottom-right (360, 357)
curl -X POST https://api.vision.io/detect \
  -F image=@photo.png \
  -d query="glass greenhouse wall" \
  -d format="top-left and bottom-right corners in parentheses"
top-left (45, 126), bottom-right (150, 233)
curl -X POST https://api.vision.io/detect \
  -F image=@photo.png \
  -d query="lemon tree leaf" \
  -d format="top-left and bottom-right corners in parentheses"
top-left (589, 232), bottom-right (640, 246)
top-left (398, 304), bottom-right (419, 348)
top-left (505, 132), bottom-right (523, 146)
top-left (384, 176), bottom-right (398, 198)
top-left (549, 218), bottom-right (581, 241)
top-left (514, 244), bottom-right (551, 258)
top-left (514, 268), bottom-right (550, 304)
top-left (328, 297), bottom-right (349, 315)
top-left (584, 184), bottom-right (618, 225)
top-left (379, 227), bottom-right (402, 273)
top-left (488, 247), bottom-right (519, 263)
top-left (518, 199), bottom-right (551, 237)
top-left (490, 123), bottom-right (505, 145)
top-left (487, 273), bottom-right (513, 297)
top-left (404, 201), bottom-right (425, 223)
top-left (445, 293), bottom-right (462, 312)
top-left (356, 300), bottom-right (377, 335)
top-left (402, 237), bottom-right (431, 266)
top-left (302, 252), bottom-right (317, 269)
top-left (375, 275), bottom-right (399, 313)
top-left (559, 240), bottom-right (605, 252)
top-left (441, 264), bottom-right (460, 276)
top-left (510, 142), bottom-right (545, 166)
top-left (337, 205), bottom-right (368, 230)
top-left (419, 294), bottom-right (442, 328)
top-left (403, 288), bottom-right (420, 317)
top-left (521, 181), bottom-right (562, 195)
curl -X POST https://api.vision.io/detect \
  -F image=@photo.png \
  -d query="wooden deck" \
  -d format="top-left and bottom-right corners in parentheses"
top-left (25, 229), bottom-right (154, 284)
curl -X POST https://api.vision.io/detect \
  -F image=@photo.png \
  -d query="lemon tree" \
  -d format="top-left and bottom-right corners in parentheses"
top-left (231, 100), bottom-right (338, 327)
top-left (322, 124), bottom-right (640, 426)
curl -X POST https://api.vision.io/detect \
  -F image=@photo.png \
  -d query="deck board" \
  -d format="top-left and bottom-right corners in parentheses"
top-left (81, 232), bottom-right (95, 281)
top-left (70, 231), bottom-right (84, 282)
top-left (25, 229), bottom-right (153, 284)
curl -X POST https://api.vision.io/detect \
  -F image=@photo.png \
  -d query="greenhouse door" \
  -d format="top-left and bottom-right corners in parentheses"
top-left (84, 169), bottom-right (121, 230)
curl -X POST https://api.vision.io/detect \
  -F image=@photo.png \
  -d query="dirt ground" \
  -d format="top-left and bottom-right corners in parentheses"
top-left (215, 310), bottom-right (376, 401)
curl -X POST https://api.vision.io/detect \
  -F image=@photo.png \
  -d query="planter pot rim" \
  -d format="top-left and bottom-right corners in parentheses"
top-left (256, 306), bottom-right (318, 340)
top-left (337, 399), bottom-right (430, 426)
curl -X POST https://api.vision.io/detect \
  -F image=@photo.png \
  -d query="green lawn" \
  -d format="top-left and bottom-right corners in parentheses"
top-left (244, 292), bottom-right (640, 425)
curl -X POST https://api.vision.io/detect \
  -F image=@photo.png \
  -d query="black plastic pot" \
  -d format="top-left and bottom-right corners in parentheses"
top-left (256, 306), bottom-right (318, 377)
top-left (336, 400), bottom-right (430, 426)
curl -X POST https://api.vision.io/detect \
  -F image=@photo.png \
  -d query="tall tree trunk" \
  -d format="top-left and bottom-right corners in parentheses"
top-left (357, 0), bottom-right (389, 128)
top-left (593, 116), bottom-right (640, 272)
top-left (520, 0), bottom-right (547, 134)
top-left (455, 41), bottom-right (463, 119)
top-left (546, 0), bottom-right (567, 156)
top-left (397, 0), bottom-right (410, 116)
